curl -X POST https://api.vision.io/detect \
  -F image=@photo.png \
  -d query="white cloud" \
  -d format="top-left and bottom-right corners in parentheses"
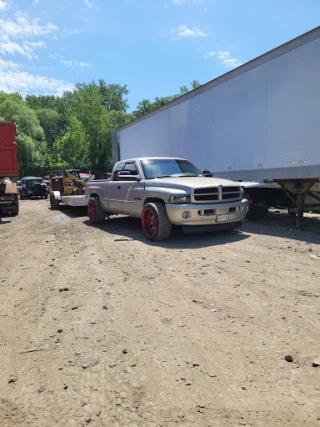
top-left (172, 0), bottom-right (203, 4)
top-left (48, 52), bottom-right (61, 59)
top-left (217, 51), bottom-right (242, 69)
top-left (0, 60), bottom-right (74, 96)
top-left (0, 13), bottom-right (75, 60)
top-left (84, 0), bottom-right (92, 8)
top-left (171, 25), bottom-right (208, 40)
top-left (0, 14), bottom-right (57, 40)
top-left (0, 40), bottom-right (45, 59)
top-left (0, 0), bottom-right (7, 11)
top-left (61, 60), bottom-right (91, 68)
top-left (0, 59), bottom-right (19, 71)
top-left (204, 51), bottom-right (215, 58)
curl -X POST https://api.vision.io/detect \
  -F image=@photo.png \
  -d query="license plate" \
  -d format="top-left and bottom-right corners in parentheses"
top-left (217, 214), bottom-right (229, 222)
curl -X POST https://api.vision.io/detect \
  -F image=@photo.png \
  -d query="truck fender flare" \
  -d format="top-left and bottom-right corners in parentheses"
top-left (51, 191), bottom-right (62, 201)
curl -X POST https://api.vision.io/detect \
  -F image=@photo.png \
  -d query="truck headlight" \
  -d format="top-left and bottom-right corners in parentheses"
top-left (168, 194), bottom-right (191, 204)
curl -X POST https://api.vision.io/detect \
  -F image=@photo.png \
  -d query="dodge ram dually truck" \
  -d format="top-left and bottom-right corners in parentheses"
top-left (85, 158), bottom-right (248, 241)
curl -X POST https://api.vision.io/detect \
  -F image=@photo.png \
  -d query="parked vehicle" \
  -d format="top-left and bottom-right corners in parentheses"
top-left (49, 169), bottom-right (87, 209)
top-left (0, 122), bottom-right (19, 216)
top-left (16, 180), bottom-right (22, 194)
top-left (20, 177), bottom-right (48, 199)
top-left (112, 27), bottom-right (320, 227)
top-left (85, 157), bottom-right (248, 241)
top-left (43, 179), bottom-right (50, 191)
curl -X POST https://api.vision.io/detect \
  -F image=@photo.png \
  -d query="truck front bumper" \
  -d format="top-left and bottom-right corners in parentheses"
top-left (165, 199), bottom-right (248, 226)
top-left (0, 201), bottom-right (18, 214)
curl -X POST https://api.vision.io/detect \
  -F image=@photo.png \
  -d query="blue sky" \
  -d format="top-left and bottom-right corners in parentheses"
top-left (0, 0), bottom-right (319, 111)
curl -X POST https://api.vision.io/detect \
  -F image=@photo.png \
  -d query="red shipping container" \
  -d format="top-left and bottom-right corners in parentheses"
top-left (0, 122), bottom-right (18, 178)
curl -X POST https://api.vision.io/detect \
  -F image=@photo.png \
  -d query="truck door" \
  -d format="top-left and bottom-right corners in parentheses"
top-left (109, 161), bottom-right (144, 216)
top-left (106, 161), bottom-right (125, 212)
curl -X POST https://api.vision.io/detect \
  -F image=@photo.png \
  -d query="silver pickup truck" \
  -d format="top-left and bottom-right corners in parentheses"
top-left (85, 157), bottom-right (248, 241)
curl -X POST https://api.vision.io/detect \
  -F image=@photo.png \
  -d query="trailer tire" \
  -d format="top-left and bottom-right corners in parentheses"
top-left (88, 197), bottom-right (105, 224)
top-left (142, 202), bottom-right (172, 241)
top-left (50, 192), bottom-right (60, 210)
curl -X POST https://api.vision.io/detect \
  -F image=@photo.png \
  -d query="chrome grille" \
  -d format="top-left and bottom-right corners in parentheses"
top-left (194, 187), bottom-right (219, 202)
top-left (222, 186), bottom-right (242, 200)
top-left (193, 186), bottom-right (241, 203)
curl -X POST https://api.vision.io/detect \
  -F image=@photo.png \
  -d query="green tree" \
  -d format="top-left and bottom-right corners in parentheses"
top-left (57, 115), bottom-right (88, 168)
top-left (98, 79), bottom-right (129, 112)
top-left (36, 108), bottom-right (64, 150)
top-left (132, 80), bottom-right (201, 118)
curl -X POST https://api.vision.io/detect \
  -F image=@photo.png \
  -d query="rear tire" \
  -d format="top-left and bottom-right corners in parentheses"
top-left (141, 202), bottom-right (172, 241)
top-left (88, 197), bottom-right (105, 224)
top-left (50, 192), bottom-right (60, 210)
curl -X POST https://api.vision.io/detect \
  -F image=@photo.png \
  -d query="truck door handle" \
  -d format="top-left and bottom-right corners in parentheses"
top-left (117, 186), bottom-right (121, 189)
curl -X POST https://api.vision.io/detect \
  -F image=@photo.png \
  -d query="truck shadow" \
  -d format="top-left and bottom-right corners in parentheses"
top-left (83, 216), bottom-right (250, 249)
top-left (48, 205), bottom-right (88, 217)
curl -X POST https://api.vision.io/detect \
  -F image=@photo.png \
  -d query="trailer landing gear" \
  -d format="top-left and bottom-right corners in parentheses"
top-left (277, 179), bottom-right (319, 229)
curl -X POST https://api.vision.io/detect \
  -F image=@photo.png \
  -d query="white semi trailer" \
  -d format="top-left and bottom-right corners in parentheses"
top-left (112, 26), bottom-right (320, 227)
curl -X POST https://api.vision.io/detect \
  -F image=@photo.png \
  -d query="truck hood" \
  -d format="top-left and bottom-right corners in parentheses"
top-left (146, 176), bottom-right (240, 190)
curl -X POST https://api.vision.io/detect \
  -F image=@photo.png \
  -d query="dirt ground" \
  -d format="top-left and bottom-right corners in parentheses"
top-left (0, 200), bottom-right (320, 427)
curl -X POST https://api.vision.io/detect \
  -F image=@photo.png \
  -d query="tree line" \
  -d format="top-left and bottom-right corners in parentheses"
top-left (0, 79), bottom-right (200, 177)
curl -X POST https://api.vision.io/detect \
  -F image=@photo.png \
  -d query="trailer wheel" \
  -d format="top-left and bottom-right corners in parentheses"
top-left (88, 197), bottom-right (105, 224)
top-left (50, 192), bottom-right (60, 210)
top-left (142, 202), bottom-right (172, 241)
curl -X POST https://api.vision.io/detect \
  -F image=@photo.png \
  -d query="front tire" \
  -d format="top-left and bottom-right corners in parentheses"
top-left (88, 197), bottom-right (105, 224)
top-left (141, 202), bottom-right (172, 241)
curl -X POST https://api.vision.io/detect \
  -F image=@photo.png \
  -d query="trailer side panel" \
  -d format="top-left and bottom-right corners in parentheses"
top-left (116, 31), bottom-right (320, 180)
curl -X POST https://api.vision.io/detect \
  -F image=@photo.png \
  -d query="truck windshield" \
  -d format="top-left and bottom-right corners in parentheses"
top-left (141, 159), bottom-right (203, 179)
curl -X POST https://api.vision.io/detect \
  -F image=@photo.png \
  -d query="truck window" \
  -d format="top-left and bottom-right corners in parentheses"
top-left (111, 161), bottom-right (125, 181)
top-left (123, 162), bottom-right (138, 175)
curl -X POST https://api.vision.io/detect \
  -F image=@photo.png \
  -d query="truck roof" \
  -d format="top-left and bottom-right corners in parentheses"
top-left (116, 157), bottom-right (188, 163)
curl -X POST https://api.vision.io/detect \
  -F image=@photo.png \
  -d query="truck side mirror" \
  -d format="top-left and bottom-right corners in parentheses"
top-left (201, 169), bottom-right (213, 177)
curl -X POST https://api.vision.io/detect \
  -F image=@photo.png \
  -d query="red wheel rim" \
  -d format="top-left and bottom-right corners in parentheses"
top-left (142, 207), bottom-right (157, 238)
top-left (88, 200), bottom-right (96, 222)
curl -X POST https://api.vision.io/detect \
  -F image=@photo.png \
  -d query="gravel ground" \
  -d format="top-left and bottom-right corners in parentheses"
top-left (0, 200), bottom-right (319, 427)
